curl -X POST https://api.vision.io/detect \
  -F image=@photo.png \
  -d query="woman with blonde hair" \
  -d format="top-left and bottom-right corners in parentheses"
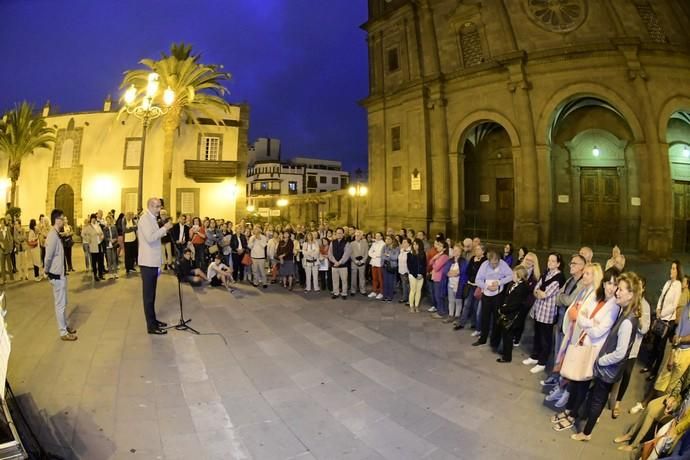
top-left (571, 272), bottom-right (643, 441)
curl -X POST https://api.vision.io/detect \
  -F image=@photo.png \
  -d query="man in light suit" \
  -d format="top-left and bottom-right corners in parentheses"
top-left (0, 218), bottom-right (13, 284)
top-left (138, 197), bottom-right (173, 335)
top-left (44, 209), bottom-right (77, 341)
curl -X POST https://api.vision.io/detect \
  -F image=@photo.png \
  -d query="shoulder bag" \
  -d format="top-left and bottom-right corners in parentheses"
top-left (559, 300), bottom-right (606, 382)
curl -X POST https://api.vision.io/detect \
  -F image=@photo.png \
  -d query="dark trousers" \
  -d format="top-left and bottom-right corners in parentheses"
top-left (232, 253), bottom-right (244, 281)
top-left (140, 266), bottom-right (159, 331)
top-left (194, 244), bottom-right (206, 271)
top-left (90, 252), bottom-right (105, 279)
top-left (500, 321), bottom-right (517, 361)
top-left (513, 304), bottom-right (530, 343)
top-left (649, 330), bottom-right (670, 377)
top-left (319, 270), bottom-right (332, 292)
top-left (434, 282), bottom-right (448, 316)
top-left (383, 269), bottom-right (396, 300)
top-left (566, 379), bottom-right (591, 415)
top-left (616, 358), bottom-right (636, 402)
top-left (125, 241), bottom-right (137, 271)
top-left (532, 320), bottom-right (554, 366)
top-left (583, 378), bottom-right (614, 435)
top-left (10, 251), bottom-right (16, 272)
top-left (480, 294), bottom-right (503, 345)
top-left (64, 245), bottom-right (73, 271)
top-left (40, 246), bottom-right (46, 267)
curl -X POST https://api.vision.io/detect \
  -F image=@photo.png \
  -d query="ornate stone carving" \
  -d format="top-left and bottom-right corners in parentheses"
top-left (524, 0), bottom-right (587, 33)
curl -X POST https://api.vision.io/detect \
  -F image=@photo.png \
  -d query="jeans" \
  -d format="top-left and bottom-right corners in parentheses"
top-left (49, 276), bottom-right (68, 336)
top-left (106, 247), bottom-right (118, 273)
top-left (382, 269), bottom-right (396, 299)
top-left (350, 264), bottom-right (366, 294)
top-left (83, 243), bottom-right (90, 269)
top-left (434, 281), bottom-right (448, 316)
top-left (460, 293), bottom-right (481, 328)
top-left (447, 285), bottom-right (463, 317)
top-left (426, 278), bottom-right (436, 307)
top-left (583, 378), bottom-right (615, 435)
top-left (566, 379), bottom-right (591, 416)
top-left (408, 274), bottom-right (424, 307)
top-left (399, 273), bottom-right (410, 302)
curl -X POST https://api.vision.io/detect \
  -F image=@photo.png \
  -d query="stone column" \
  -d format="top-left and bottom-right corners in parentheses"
top-left (448, 152), bottom-right (460, 238)
top-left (427, 87), bottom-right (450, 237)
top-left (535, 144), bottom-right (552, 248)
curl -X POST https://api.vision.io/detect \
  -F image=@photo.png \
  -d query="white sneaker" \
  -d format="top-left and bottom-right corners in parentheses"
top-left (629, 402), bottom-right (644, 414)
top-left (471, 330), bottom-right (481, 337)
top-left (555, 390), bottom-right (570, 408)
top-left (530, 364), bottom-right (546, 374)
top-left (545, 387), bottom-right (563, 402)
top-left (522, 357), bottom-right (538, 366)
top-left (368, 292), bottom-right (377, 298)
top-left (427, 306), bottom-right (437, 312)
top-left (376, 293), bottom-right (384, 300)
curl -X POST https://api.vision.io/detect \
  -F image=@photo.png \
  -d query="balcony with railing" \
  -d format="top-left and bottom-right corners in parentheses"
top-left (184, 160), bottom-right (240, 183)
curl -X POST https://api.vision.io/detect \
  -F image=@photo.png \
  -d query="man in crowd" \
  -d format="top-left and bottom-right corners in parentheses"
top-left (350, 229), bottom-right (369, 296)
top-left (44, 209), bottom-right (77, 341)
top-left (328, 227), bottom-right (351, 300)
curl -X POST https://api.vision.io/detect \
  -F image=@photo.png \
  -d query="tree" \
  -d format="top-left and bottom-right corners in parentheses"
top-left (120, 42), bottom-right (232, 207)
top-left (0, 102), bottom-right (56, 206)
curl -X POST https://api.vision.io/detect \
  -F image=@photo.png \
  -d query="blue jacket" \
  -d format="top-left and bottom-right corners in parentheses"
top-left (442, 257), bottom-right (469, 300)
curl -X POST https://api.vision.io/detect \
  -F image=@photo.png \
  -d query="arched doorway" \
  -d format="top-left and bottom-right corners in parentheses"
top-left (547, 97), bottom-right (639, 249)
top-left (666, 111), bottom-right (690, 253)
top-left (461, 122), bottom-right (515, 240)
top-left (55, 184), bottom-right (74, 226)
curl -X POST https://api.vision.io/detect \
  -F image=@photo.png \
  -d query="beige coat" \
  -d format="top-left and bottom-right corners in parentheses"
top-left (82, 223), bottom-right (104, 254)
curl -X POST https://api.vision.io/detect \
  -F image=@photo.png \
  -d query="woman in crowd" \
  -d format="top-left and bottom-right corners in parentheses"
top-left (267, 231), bottom-right (280, 284)
top-left (517, 246), bottom-right (528, 266)
top-left (205, 218), bottom-right (223, 270)
top-left (123, 212), bottom-right (138, 274)
top-left (503, 243), bottom-right (514, 267)
top-left (13, 220), bottom-right (29, 281)
top-left (571, 272), bottom-right (642, 442)
top-left (207, 253), bottom-right (233, 289)
top-left (523, 252), bottom-right (565, 374)
top-left (458, 243), bottom-right (486, 331)
top-left (219, 222), bottom-right (233, 269)
top-left (276, 231), bottom-right (295, 290)
top-left (82, 214), bottom-right (105, 282)
top-left (513, 251), bottom-right (540, 347)
top-left (398, 238), bottom-right (411, 304)
top-left (496, 265), bottom-right (531, 363)
top-left (27, 219), bottom-right (42, 281)
top-left (443, 244), bottom-right (467, 326)
top-left (60, 216), bottom-right (74, 272)
top-left (103, 215), bottom-right (118, 278)
top-left (551, 264), bottom-right (614, 431)
top-left (318, 237), bottom-right (331, 292)
top-left (189, 216), bottom-right (207, 273)
top-left (605, 245), bottom-right (626, 272)
top-left (115, 212), bottom-right (125, 259)
top-left (611, 275), bottom-right (650, 418)
top-left (368, 232), bottom-right (385, 300)
top-left (302, 231), bottom-right (320, 292)
top-left (407, 239), bottom-right (427, 313)
top-left (429, 240), bottom-right (450, 320)
top-left (641, 261), bottom-right (683, 385)
top-left (381, 235), bottom-right (400, 302)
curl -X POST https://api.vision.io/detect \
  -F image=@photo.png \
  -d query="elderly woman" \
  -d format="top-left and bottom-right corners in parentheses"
top-left (496, 265), bottom-right (531, 363)
top-left (523, 252), bottom-right (565, 374)
top-left (276, 231), bottom-right (295, 290)
top-left (302, 232), bottom-right (320, 292)
top-left (103, 215), bottom-right (119, 278)
top-left (82, 213), bottom-right (105, 282)
top-left (381, 235), bottom-right (400, 302)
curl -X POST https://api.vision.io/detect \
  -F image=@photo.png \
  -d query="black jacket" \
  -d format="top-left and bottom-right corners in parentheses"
top-left (407, 252), bottom-right (427, 277)
top-left (230, 233), bottom-right (248, 253)
top-left (170, 223), bottom-right (190, 245)
top-left (499, 281), bottom-right (531, 317)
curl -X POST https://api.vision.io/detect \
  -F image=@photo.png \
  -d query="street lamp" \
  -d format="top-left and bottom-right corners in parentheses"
top-left (123, 72), bottom-right (175, 212)
top-left (348, 183), bottom-right (368, 228)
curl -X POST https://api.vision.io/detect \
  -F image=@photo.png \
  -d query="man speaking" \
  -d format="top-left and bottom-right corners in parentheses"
top-left (138, 197), bottom-right (173, 335)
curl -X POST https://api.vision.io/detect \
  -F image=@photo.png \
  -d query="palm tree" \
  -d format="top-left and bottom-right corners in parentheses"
top-left (0, 102), bottom-right (56, 206)
top-left (119, 42), bottom-right (232, 207)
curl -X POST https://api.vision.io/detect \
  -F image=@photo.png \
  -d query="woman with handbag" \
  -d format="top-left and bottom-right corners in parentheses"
top-left (632, 261), bottom-right (685, 414)
top-left (571, 272), bottom-right (642, 442)
top-left (381, 236), bottom-right (400, 302)
top-left (551, 264), bottom-right (616, 432)
top-left (458, 244), bottom-right (486, 331)
top-left (496, 265), bottom-right (531, 363)
top-left (276, 231), bottom-right (295, 290)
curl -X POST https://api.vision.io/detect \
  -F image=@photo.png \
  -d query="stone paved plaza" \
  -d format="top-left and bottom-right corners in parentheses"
top-left (4, 261), bottom-right (662, 460)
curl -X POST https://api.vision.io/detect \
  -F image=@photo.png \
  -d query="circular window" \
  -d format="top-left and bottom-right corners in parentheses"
top-left (525, 0), bottom-right (587, 33)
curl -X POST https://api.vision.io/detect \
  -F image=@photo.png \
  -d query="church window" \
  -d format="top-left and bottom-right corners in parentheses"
top-left (391, 126), bottom-right (401, 151)
top-left (387, 48), bottom-right (400, 73)
top-left (460, 22), bottom-right (483, 67)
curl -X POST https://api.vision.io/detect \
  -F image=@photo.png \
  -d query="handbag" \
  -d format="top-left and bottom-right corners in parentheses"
top-left (559, 300), bottom-right (606, 382)
top-left (652, 319), bottom-right (671, 338)
top-left (641, 419), bottom-right (676, 460)
top-left (241, 253), bottom-right (252, 266)
top-left (208, 244), bottom-right (219, 255)
top-left (383, 260), bottom-right (397, 274)
top-left (473, 286), bottom-right (482, 300)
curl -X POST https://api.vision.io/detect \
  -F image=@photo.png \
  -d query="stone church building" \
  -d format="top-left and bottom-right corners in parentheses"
top-left (362, 0), bottom-right (690, 256)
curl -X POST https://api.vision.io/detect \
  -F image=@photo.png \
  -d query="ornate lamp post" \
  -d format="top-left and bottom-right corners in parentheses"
top-left (348, 183), bottom-right (368, 228)
top-left (123, 72), bottom-right (175, 212)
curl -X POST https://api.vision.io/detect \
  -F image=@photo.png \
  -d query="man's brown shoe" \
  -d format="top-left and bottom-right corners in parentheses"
top-left (60, 333), bottom-right (78, 341)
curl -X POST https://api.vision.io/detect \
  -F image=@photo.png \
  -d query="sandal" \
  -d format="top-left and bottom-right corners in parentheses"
top-left (551, 412), bottom-right (569, 424)
top-left (553, 416), bottom-right (574, 432)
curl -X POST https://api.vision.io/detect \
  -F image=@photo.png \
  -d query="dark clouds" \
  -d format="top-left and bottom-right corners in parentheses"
top-left (0, 0), bottom-right (369, 171)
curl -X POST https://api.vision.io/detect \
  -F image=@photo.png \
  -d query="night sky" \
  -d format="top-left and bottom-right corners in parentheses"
top-left (0, 0), bottom-right (369, 172)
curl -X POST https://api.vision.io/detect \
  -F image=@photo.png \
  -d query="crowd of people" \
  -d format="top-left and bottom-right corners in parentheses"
top-left (9, 204), bottom-right (690, 457)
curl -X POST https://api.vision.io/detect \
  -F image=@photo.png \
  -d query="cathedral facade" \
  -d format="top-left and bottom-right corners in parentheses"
top-left (361, 0), bottom-right (690, 256)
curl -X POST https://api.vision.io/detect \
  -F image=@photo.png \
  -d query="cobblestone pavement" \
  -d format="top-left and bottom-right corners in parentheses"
top-left (5, 254), bottom-right (676, 459)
